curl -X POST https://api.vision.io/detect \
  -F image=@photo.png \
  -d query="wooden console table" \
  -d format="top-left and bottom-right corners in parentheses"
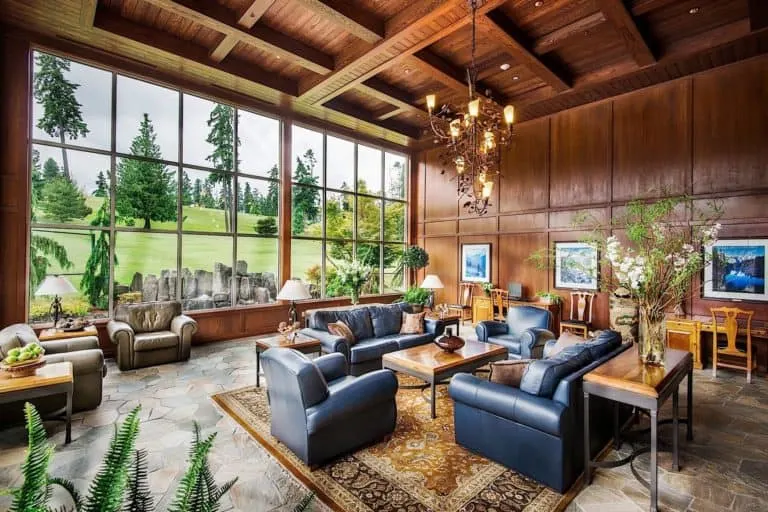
top-left (471, 296), bottom-right (560, 332)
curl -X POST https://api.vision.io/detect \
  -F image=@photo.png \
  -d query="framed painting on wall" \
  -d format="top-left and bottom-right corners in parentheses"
top-left (703, 238), bottom-right (767, 302)
top-left (554, 242), bottom-right (599, 290)
top-left (461, 243), bottom-right (492, 283)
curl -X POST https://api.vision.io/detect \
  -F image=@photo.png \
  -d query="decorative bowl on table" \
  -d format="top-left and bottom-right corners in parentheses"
top-left (2, 343), bottom-right (47, 378)
top-left (59, 318), bottom-right (89, 332)
top-left (433, 328), bottom-right (465, 353)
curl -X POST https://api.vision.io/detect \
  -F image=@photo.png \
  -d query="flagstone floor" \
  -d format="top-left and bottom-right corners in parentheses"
top-left (0, 335), bottom-right (767, 512)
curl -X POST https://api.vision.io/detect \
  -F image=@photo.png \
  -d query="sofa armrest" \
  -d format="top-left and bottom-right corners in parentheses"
top-left (300, 328), bottom-right (350, 361)
top-left (106, 320), bottom-right (134, 344)
top-left (543, 339), bottom-right (558, 359)
top-left (40, 336), bottom-right (100, 354)
top-left (306, 370), bottom-right (398, 434)
top-left (448, 373), bottom-right (567, 437)
top-left (520, 328), bottom-right (556, 359)
top-left (475, 321), bottom-right (509, 342)
top-left (425, 318), bottom-right (445, 336)
top-left (314, 353), bottom-right (348, 382)
top-left (171, 314), bottom-right (198, 340)
top-left (46, 349), bottom-right (105, 377)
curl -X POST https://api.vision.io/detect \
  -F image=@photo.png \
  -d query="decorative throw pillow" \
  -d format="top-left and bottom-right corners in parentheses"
top-left (327, 321), bottom-right (356, 346)
top-left (489, 359), bottom-right (531, 388)
top-left (400, 311), bottom-right (426, 334)
top-left (548, 331), bottom-right (585, 357)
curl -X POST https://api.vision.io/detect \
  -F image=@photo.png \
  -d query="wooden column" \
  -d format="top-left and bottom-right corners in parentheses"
top-left (0, 33), bottom-right (31, 327)
top-left (279, 118), bottom-right (292, 286)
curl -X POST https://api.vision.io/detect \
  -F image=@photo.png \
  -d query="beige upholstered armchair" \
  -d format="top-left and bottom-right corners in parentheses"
top-left (107, 301), bottom-right (197, 371)
top-left (0, 323), bottom-right (106, 416)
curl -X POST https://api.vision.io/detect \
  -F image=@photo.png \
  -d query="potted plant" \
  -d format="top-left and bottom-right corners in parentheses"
top-left (401, 286), bottom-right (431, 312)
top-left (336, 260), bottom-right (373, 305)
top-left (535, 291), bottom-right (562, 305)
top-left (393, 246), bottom-right (429, 286)
top-left (481, 282), bottom-right (494, 297)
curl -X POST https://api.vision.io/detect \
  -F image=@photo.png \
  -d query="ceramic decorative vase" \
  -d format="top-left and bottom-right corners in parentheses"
top-left (434, 327), bottom-right (465, 353)
top-left (638, 306), bottom-right (665, 366)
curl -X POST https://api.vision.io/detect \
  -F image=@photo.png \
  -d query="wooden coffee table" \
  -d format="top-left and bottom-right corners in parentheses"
top-left (255, 333), bottom-right (322, 387)
top-left (0, 361), bottom-right (74, 443)
top-left (382, 339), bottom-right (507, 418)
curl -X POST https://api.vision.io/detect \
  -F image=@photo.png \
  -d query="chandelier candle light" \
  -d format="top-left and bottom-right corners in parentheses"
top-left (425, 0), bottom-right (516, 216)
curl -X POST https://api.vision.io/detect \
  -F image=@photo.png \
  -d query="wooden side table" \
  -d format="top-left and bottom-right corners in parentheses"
top-left (254, 333), bottom-right (322, 387)
top-left (426, 313), bottom-right (461, 333)
top-left (0, 362), bottom-right (74, 444)
top-left (39, 325), bottom-right (98, 342)
top-left (583, 347), bottom-right (693, 512)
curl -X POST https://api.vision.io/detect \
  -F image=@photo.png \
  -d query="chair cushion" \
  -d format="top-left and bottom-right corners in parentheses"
top-left (328, 321), bottom-right (356, 346)
top-left (396, 333), bottom-right (433, 350)
top-left (337, 309), bottom-right (374, 341)
top-left (0, 324), bottom-right (38, 359)
top-left (520, 344), bottom-right (593, 398)
top-left (369, 304), bottom-right (405, 337)
top-left (400, 312), bottom-right (426, 334)
top-left (488, 334), bottom-right (522, 356)
top-left (506, 306), bottom-right (551, 336)
top-left (114, 301), bottom-right (181, 333)
top-left (489, 359), bottom-right (531, 388)
top-left (350, 338), bottom-right (399, 364)
top-left (133, 331), bottom-right (179, 352)
top-left (584, 330), bottom-right (622, 360)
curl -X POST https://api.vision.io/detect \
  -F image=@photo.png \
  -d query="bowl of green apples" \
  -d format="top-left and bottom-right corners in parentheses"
top-left (1, 343), bottom-right (46, 378)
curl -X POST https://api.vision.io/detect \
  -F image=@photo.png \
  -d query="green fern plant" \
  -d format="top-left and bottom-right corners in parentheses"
top-left (293, 492), bottom-right (314, 512)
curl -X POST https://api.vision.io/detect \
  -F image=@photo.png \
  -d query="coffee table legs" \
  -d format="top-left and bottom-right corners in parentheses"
top-left (583, 391), bottom-right (592, 485)
top-left (650, 409), bottom-right (658, 512)
top-left (256, 351), bottom-right (261, 388)
top-left (687, 366), bottom-right (694, 441)
top-left (430, 380), bottom-right (437, 419)
top-left (65, 384), bottom-right (72, 444)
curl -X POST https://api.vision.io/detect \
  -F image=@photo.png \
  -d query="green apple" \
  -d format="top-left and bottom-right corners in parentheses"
top-left (8, 347), bottom-right (21, 358)
top-left (18, 352), bottom-right (32, 362)
top-left (5, 355), bottom-right (18, 364)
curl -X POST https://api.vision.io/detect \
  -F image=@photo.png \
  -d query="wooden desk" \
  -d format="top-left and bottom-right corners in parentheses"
top-left (471, 296), bottom-right (560, 332)
top-left (583, 347), bottom-right (693, 512)
top-left (39, 325), bottom-right (98, 342)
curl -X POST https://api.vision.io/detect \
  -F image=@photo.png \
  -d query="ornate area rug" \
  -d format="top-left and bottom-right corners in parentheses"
top-left (212, 376), bottom-right (575, 512)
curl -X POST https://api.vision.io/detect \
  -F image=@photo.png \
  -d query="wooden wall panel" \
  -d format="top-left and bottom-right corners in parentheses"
top-left (499, 213), bottom-right (548, 232)
top-left (424, 148), bottom-right (459, 220)
top-left (612, 81), bottom-right (691, 200)
top-left (550, 102), bottom-right (612, 208)
top-left (499, 118), bottom-right (550, 213)
top-left (424, 236), bottom-right (458, 305)
top-left (498, 233), bottom-right (548, 299)
top-left (693, 58), bottom-right (768, 194)
top-left (459, 216), bottom-right (497, 234)
top-left (425, 220), bottom-right (457, 236)
top-left (549, 208), bottom-right (609, 230)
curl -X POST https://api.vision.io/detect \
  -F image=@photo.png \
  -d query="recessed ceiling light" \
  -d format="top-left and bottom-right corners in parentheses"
top-left (404, 68), bottom-right (411, 74)
top-left (499, 63), bottom-right (511, 71)
top-left (534, 1), bottom-right (543, 7)
top-left (689, 7), bottom-right (699, 14)
top-left (513, 75), bottom-right (520, 80)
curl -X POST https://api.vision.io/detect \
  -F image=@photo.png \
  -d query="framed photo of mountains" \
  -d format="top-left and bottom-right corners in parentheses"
top-left (703, 238), bottom-right (767, 302)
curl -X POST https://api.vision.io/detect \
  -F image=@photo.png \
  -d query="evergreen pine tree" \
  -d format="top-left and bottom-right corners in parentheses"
top-left (181, 171), bottom-right (193, 206)
top-left (205, 104), bottom-right (238, 231)
top-left (193, 178), bottom-right (202, 206)
top-left (31, 150), bottom-right (44, 220)
top-left (93, 170), bottom-right (108, 198)
top-left (292, 149), bottom-right (320, 225)
top-left (243, 182), bottom-right (254, 214)
top-left (237, 183), bottom-right (245, 213)
top-left (32, 54), bottom-right (89, 180)
top-left (40, 177), bottom-right (92, 223)
top-left (43, 158), bottom-right (61, 180)
top-left (115, 113), bottom-right (177, 229)
top-left (263, 165), bottom-right (279, 216)
top-left (200, 181), bottom-right (216, 209)
top-left (80, 201), bottom-right (115, 309)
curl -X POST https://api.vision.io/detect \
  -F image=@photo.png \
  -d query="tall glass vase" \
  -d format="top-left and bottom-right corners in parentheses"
top-left (350, 288), bottom-right (360, 305)
top-left (638, 305), bottom-right (666, 366)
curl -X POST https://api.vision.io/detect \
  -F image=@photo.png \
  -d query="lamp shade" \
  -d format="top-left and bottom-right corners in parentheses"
top-left (276, 279), bottom-right (311, 301)
top-left (35, 276), bottom-right (77, 296)
top-left (420, 274), bottom-right (444, 290)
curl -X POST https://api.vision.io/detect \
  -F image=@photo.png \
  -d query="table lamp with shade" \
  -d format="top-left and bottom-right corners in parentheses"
top-left (277, 278), bottom-right (311, 324)
top-left (420, 274), bottom-right (444, 309)
top-left (35, 275), bottom-right (77, 327)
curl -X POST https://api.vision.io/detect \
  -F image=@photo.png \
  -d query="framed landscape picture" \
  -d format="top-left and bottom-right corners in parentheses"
top-left (554, 242), bottom-right (599, 290)
top-left (461, 243), bottom-right (491, 283)
top-left (703, 239), bottom-right (767, 302)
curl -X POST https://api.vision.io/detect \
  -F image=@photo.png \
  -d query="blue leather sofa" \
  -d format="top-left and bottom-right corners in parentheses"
top-left (449, 330), bottom-right (631, 493)
top-left (301, 303), bottom-right (445, 376)
top-left (475, 305), bottom-right (556, 360)
top-left (261, 349), bottom-right (398, 466)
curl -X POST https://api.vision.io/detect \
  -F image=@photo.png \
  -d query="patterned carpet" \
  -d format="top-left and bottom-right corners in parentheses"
top-left (212, 375), bottom-right (574, 512)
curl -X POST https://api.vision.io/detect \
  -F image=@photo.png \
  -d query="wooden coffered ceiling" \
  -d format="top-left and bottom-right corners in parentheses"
top-left (2, 0), bottom-right (768, 147)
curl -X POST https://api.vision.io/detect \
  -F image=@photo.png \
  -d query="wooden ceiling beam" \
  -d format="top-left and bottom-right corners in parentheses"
top-left (93, 6), bottom-right (298, 96)
top-left (631, 0), bottom-right (677, 16)
top-left (595, 0), bottom-right (656, 66)
top-left (478, 11), bottom-right (571, 93)
top-left (141, 0), bottom-right (333, 74)
top-left (298, 0), bottom-right (511, 105)
top-left (80, 0), bottom-right (97, 27)
top-left (291, 0), bottom-right (384, 43)
top-left (373, 106), bottom-right (408, 121)
top-left (209, 0), bottom-right (276, 63)
top-left (750, 0), bottom-right (768, 32)
top-left (324, 98), bottom-right (423, 139)
top-left (532, 12), bottom-right (606, 54)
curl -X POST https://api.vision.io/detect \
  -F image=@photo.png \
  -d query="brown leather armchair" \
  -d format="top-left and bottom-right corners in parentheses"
top-left (0, 323), bottom-right (106, 416)
top-left (107, 301), bottom-right (197, 371)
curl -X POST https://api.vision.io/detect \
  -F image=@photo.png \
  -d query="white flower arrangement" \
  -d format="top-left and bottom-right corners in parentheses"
top-left (335, 260), bottom-right (373, 301)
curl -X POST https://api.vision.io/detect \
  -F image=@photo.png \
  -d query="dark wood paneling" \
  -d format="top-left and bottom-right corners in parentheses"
top-left (499, 213), bottom-right (548, 232)
top-left (424, 148), bottom-right (459, 220)
top-left (694, 194), bottom-right (768, 223)
top-left (549, 208), bottom-right (610, 230)
top-left (424, 220), bottom-right (457, 236)
top-left (498, 233), bottom-right (548, 299)
top-left (459, 216), bottom-right (497, 234)
top-left (693, 58), bottom-right (768, 194)
top-left (499, 118), bottom-right (550, 213)
top-left (612, 80), bottom-right (691, 200)
top-left (550, 102), bottom-right (613, 208)
top-left (424, 236), bottom-right (458, 305)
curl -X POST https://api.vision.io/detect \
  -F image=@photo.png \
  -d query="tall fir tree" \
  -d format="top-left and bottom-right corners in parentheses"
top-left (181, 171), bottom-right (193, 206)
top-left (242, 182), bottom-right (254, 214)
top-left (40, 177), bottom-right (92, 223)
top-left (200, 181), bottom-right (216, 209)
top-left (32, 54), bottom-right (89, 180)
top-left (31, 150), bottom-right (44, 220)
top-left (291, 149), bottom-right (320, 233)
top-left (115, 113), bottom-right (177, 229)
top-left (205, 104), bottom-right (239, 231)
top-left (43, 158), bottom-right (61, 180)
top-left (93, 170), bottom-right (109, 198)
top-left (80, 201), bottom-right (116, 309)
top-left (193, 178), bottom-right (202, 206)
top-left (263, 165), bottom-right (279, 216)
top-left (29, 235), bottom-right (72, 293)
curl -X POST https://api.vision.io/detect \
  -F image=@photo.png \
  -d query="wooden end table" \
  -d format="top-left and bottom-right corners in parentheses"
top-left (426, 313), bottom-right (462, 334)
top-left (382, 339), bottom-right (507, 418)
top-left (0, 361), bottom-right (74, 444)
top-left (255, 333), bottom-right (322, 387)
top-left (583, 346), bottom-right (693, 512)
top-left (39, 325), bottom-right (98, 342)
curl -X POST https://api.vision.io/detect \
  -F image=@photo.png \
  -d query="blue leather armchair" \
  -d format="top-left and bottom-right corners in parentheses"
top-left (475, 305), bottom-right (555, 359)
top-left (449, 330), bottom-right (631, 493)
top-left (260, 349), bottom-right (398, 466)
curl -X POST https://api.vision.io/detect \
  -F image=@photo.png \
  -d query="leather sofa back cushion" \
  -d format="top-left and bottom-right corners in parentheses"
top-left (548, 331), bottom-right (584, 357)
top-left (369, 304), bottom-right (404, 337)
top-left (337, 310), bottom-right (374, 341)
top-left (400, 312), bottom-right (426, 334)
top-left (520, 344), bottom-right (593, 398)
top-left (328, 321), bottom-right (356, 346)
top-left (585, 330), bottom-right (622, 360)
top-left (506, 306), bottom-right (551, 336)
top-left (489, 359), bottom-right (531, 388)
top-left (114, 301), bottom-right (181, 333)
top-left (0, 324), bottom-right (39, 359)
top-left (308, 311), bottom-right (340, 332)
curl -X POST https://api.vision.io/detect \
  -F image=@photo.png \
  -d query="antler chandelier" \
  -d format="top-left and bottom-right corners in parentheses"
top-left (425, 0), bottom-right (515, 216)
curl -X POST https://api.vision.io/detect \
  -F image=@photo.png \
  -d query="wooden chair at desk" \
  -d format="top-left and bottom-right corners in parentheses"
top-left (711, 307), bottom-right (755, 383)
top-left (560, 292), bottom-right (595, 338)
top-left (491, 288), bottom-right (508, 321)
top-left (447, 282), bottom-right (474, 325)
